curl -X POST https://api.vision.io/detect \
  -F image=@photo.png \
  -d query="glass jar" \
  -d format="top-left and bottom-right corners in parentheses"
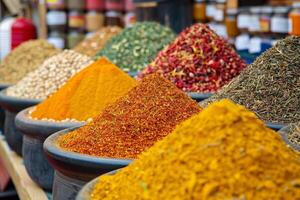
top-left (46, 0), bottom-right (65, 10)
top-left (225, 8), bottom-right (240, 37)
top-left (214, 0), bottom-right (226, 22)
top-left (86, 0), bottom-right (105, 11)
top-left (193, 0), bottom-right (206, 22)
top-left (67, 0), bottom-right (85, 10)
top-left (260, 6), bottom-right (273, 33)
top-left (68, 11), bottom-right (85, 29)
top-left (105, 11), bottom-right (122, 27)
top-left (237, 7), bottom-right (250, 33)
top-left (105, 0), bottom-right (124, 11)
top-left (271, 6), bottom-right (289, 36)
top-left (206, 0), bottom-right (216, 22)
top-left (248, 7), bottom-right (261, 35)
top-left (47, 10), bottom-right (67, 31)
top-left (289, 3), bottom-right (300, 36)
top-left (86, 11), bottom-right (104, 32)
top-left (47, 31), bottom-right (65, 49)
top-left (124, 11), bottom-right (136, 28)
top-left (67, 31), bottom-right (85, 48)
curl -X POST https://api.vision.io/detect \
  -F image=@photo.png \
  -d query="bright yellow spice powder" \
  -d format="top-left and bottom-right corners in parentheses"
top-left (31, 58), bottom-right (137, 121)
top-left (91, 99), bottom-right (300, 200)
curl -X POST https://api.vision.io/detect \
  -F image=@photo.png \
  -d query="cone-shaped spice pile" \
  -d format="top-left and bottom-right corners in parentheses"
top-left (31, 58), bottom-right (137, 122)
top-left (91, 100), bottom-right (300, 200)
top-left (139, 24), bottom-right (247, 93)
top-left (58, 74), bottom-right (201, 159)
top-left (201, 36), bottom-right (300, 124)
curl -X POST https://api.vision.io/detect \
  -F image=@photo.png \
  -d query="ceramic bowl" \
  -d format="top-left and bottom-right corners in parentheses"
top-left (188, 92), bottom-right (213, 102)
top-left (44, 127), bottom-right (132, 200)
top-left (0, 90), bottom-right (41, 155)
top-left (15, 106), bottom-right (84, 190)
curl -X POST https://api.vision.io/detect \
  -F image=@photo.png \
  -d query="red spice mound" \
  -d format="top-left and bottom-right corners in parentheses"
top-left (58, 74), bottom-right (201, 159)
top-left (139, 24), bottom-right (247, 93)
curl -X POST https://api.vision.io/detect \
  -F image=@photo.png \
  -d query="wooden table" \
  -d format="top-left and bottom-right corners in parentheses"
top-left (0, 135), bottom-right (48, 200)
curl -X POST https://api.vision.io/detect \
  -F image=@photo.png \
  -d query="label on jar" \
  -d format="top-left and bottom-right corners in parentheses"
top-left (271, 17), bottom-right (289, 33)
top-left (237, 14), bottom-right (249, 29)
top-left (249, 37), bottom-right (261, 54)
top-left (124, 12), bottom-right (136, 28)
top-left (248, 15), bottom-right (260, 32)
top-left (206, 4), bottom-right (216, 18)
top-left (214, 9), bottom-right (224, 21)
top-left (235, 34), bottom-right (250, 50)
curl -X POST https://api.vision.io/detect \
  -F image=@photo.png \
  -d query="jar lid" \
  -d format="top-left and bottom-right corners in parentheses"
top-left (105, 11), bottom-right (122, 17)
top-left (274, 6), bottom-right (289, 13)
top-left (250, 7), bottom-right (261, 14)
top-left (261, 6), bottom-right (273, 14)
top-left (227, 8), bottom-right (238, 15)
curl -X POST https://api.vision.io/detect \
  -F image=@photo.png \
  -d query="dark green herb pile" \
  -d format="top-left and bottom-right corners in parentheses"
top-left (288, 122), bottom-right (300, 146)
top-left (94, 22), bottom-right (175, 72)
top-left (201, 36), bottom-right (300, 124)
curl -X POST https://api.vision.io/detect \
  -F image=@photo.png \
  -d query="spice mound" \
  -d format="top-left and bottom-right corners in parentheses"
top-left (94, 22), bottom-right (176, 72)
top-left (31, 58), bottom-right (137, 122)
top-left (91, 99), bottom-right (300, 200)
top-left (139, 23), bottom-right (247, 93)
top-left (201, 36), bottom-right (300, 124)
top-left (0, 40), bottom-right (60, 84)
top-left (58, 74), bottom-right (201, 159)
top-left (287, 122), bottom-right (300, 146)
top-left (6, 50), bottom-right (92, 100)
top-left (73, 26), bottom-right (122, 57)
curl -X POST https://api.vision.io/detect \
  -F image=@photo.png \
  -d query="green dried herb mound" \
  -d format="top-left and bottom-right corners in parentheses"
top-left (94, 22), bottom-right (176, 72)
top-left (201, 36), bottom-right (300, 124)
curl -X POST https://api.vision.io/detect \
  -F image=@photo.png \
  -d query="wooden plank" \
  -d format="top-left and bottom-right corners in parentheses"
top-left (0, 135), bottom-right (48, 200)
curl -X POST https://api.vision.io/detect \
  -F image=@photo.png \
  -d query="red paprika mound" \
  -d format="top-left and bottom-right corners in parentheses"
top-left (58, 74), bottom-right (201, 159)
top-left (139, 24), bottom-right (247, 93)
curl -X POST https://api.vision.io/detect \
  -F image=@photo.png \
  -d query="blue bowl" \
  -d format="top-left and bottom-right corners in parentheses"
top-left (188, 92), bottom-right (213, 102)
top-left (44, 127), bottom-right (132, 200)
top-left (265, 122), bottom-right (285, 131)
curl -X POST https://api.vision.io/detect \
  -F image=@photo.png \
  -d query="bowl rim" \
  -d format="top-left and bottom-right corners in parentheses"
top-left (43, 127), bottom-right (132, 168)
top-left (265, 122), bottom-right (286, 131)
top-left (0, 89), bottom-right (42, 103)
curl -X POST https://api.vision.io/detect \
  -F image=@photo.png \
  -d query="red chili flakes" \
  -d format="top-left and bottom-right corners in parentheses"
top-left (58, 74), bottom-right (201, 159)
top-left (139, 24), bottom-right (247, 93)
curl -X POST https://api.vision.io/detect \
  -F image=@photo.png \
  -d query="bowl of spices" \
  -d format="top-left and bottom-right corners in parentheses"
top-left (44, 127), bottom-right (131, 200)
top-left (201, 36), bottom-right (300, 127)
top-left (15, 107), bottom-right (83, 190)
top-left (15, 58), bottom-right (137, 191)
top-left (0, 90), bottom-right (41, 155)
top-left (44, 74), bottom-right (201, 200)
top-left (0, 50), bottom-right (92, 156)
top-left (95, 22), bottom-right (176, 73)
top-left (82, 100), bottom-right (300, 199)
top-left (279, 122), bottom-right (300, 152)
top-left (139, 23), bottom-right (247, 93)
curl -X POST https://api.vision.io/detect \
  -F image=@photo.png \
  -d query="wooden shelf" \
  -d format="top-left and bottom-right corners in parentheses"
top-left (0, 135), bottom-right (48, 200)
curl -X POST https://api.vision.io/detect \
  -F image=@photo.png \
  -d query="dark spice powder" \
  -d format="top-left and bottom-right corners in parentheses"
top-left (58, 74), bottom-right (201, 159)
top-left (139, 24), bottom-right (247, 93)
top-left (201, 36), bottom-right (300, 124)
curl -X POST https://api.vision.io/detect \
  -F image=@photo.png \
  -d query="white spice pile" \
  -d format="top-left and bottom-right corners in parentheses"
top-left (6, 50), bottom-right (93, 99)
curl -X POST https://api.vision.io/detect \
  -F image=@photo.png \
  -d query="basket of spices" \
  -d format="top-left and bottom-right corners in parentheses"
top-left (78, 100), bottom-right (300, 200)
top-left (139, 23), bottom-right (247, 102)
top-left (94, 22), bottom-right (176, 73)
top-left (201, 36), bottom-right (300, 130)
top-left (0, 50), bottom-right (91, 156)
top-left (279, 122), bottom-right (300, 152)
top-left (15, 58), bottom-right (136, 190)
top-left (44, 74), bottom-right (201, 200)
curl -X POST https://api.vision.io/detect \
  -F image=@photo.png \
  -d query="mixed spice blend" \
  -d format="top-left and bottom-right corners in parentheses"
top-left (91, 100), bottom-right (300, 200)
top-left (201, 36), bottom-right (300, 124)
top-left (95, 22), bottom-right (176, 72)
top-left (58, 74), bottom-right (201, 159)
top-left (139, 24), bottom-right (247, 93)
top-left (0, 40), bottom-right (60, 84)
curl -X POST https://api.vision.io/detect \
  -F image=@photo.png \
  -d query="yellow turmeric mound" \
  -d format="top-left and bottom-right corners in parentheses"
top-left (91, 99), bottom-right (300, 200)
top-left (31, 58), bottom-right (137, 121)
